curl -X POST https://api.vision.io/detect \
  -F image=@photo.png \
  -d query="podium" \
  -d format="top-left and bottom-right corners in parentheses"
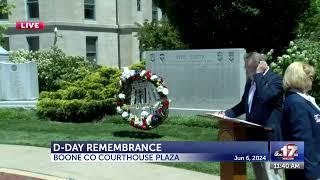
top-left (198, 113), bottom-right (272, 180)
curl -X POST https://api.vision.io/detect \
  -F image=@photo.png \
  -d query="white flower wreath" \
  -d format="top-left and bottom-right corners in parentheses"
top-left (116, 68), bottom-right (170, 130)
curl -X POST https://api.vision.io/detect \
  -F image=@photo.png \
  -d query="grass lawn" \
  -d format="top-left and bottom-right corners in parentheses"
top-left (0, 108), bottom-right (254, 179)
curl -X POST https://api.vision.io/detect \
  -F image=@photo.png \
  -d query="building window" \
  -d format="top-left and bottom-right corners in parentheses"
top-left (137, 0), bottom-right (141, 11)
top-left (0, 0), bottom-right (8, 20)
top-left (152, 2), bottom-right (158, 21)
top-left (1, 37), bottom-right (9, 50)
top-left (86, 36), bottom-right (97, 63)
top-left (27, 0), bottom-right (39, 19)
top-left (27, 36), bottom-right (39, 51)
top-left (84, 0), bottom-right (95, 20)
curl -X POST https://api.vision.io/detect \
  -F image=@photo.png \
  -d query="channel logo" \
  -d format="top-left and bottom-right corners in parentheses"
top-left (273, 143), bottom-right (298, 160)
top-left (16, 21), bottom-right (45, 30)
top-left (270, 141), bottom-right (304, 162)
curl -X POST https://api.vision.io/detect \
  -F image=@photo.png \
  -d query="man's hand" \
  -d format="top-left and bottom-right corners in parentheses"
top-left (256, 61), bottom-right (269, 74)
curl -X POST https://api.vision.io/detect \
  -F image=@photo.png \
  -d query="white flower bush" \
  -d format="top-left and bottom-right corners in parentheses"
top-left (267, 39), bottom-right (320, 101)
top-left (268, 39), bottom-right (320, 76)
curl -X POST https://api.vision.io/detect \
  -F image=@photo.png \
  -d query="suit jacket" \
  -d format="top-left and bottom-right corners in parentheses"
top-left (282, 92), bottom-right (320, 180)
top-left (225, 70), bottom-right (283, 141)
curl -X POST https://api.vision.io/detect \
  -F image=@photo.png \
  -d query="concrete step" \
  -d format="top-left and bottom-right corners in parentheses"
top-left (0, 100), bottom-right (37, 108)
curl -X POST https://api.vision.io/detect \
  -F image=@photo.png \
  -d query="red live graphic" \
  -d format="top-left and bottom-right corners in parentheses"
top-left (16, 21), bottom-right (45, 30)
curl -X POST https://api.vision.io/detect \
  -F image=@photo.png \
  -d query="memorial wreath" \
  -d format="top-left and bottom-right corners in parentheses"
top-left (116, 68), bottom-right (170, 130)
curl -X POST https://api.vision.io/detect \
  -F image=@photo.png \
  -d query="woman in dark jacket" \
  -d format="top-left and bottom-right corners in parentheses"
top-left (282, 61), bottom-right (320, 180)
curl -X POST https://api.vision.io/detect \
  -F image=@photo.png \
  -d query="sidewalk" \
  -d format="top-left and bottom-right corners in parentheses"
top-left (0, 144), bottom-right (220, 180)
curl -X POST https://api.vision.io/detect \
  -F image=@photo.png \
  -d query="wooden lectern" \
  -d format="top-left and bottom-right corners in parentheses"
top-left (198, 113), bottom-right (272, 180)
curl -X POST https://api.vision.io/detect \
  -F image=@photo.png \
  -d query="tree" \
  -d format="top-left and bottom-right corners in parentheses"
top-left (154, 0), bottom-right (312, 54)
top-left (136, 18), bottom-right (187, 52)
top-left (0, 1), bottom-right (15, 48)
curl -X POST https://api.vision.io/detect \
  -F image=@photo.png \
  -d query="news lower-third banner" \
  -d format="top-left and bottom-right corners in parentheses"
top-left (51, 141), bottom-right (303, 166)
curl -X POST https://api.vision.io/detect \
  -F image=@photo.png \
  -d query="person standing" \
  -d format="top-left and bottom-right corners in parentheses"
top-left (282, 61), bottom-right (320, 180)
top-left (217, 52), bottom-right (284, 180)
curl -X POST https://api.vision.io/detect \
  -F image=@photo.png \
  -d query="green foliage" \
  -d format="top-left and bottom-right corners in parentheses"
top-left (136, 18), bottom-right (187, 51)
top-left (9, 47), bottom-right (99, 91)
top-left (0, 2), bottom-right (15, 46)
top-left (162, 116), bottom-right (219, 129)
top-left (270, 39), bottom-right (320, 101)
top-left (37, 98), bottom-right (116, 122)
top-left (0, 1), bottom-right (15, 16)
top-left (37, 67), bottom-right (122, 122)
top-left (297, 13), bottom-right (320, 41)
top-left (129, 60), bottom-right (146, 70)
top-left (269, 2), bottom-right (320, 101)
top-left (154, 0), bottom-right (313, 53)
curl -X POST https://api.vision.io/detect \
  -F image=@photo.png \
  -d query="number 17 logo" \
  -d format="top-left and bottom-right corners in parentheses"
top-left (281, 144), bottom-right (298, 160)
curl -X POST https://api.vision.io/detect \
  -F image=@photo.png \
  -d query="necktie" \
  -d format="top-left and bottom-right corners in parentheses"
top-left (248, 81), bottom-right (256, 113)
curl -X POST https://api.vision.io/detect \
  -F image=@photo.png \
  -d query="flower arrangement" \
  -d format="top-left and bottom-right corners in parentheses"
top-left (116, 68), bottom-right (169, 130)
top-left (268, 40), bottom-right (317, 76)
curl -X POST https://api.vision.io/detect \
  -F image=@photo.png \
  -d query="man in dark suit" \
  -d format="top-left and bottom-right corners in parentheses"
top-left (217, 52), bottom-right (284, 180)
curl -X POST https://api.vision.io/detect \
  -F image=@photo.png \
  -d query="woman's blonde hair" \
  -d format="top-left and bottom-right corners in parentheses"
top-left (283, 61), bottom-right (315, 92)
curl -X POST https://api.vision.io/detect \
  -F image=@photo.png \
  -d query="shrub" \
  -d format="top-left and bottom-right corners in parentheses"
top-left (270, 39), bottom-right (320, 101)
top-left (129, 60), bottom-right (146, 70)
top-left (268, 5), bottom-right (320, 101)
top-left (0, 3), bottom-right (15, 48)
top-left (37, 67), bottom-right (121, 122)
top-left (297, 0), bottom-right (320, 41)
top-left (271, 40), bottom-right (320, 73)
top-left (136, 18), bottom-right (188, 51)
top-left (9, 47), bottom-right (99, 91)
top-left (37, 98), bottom-right (116, 122)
